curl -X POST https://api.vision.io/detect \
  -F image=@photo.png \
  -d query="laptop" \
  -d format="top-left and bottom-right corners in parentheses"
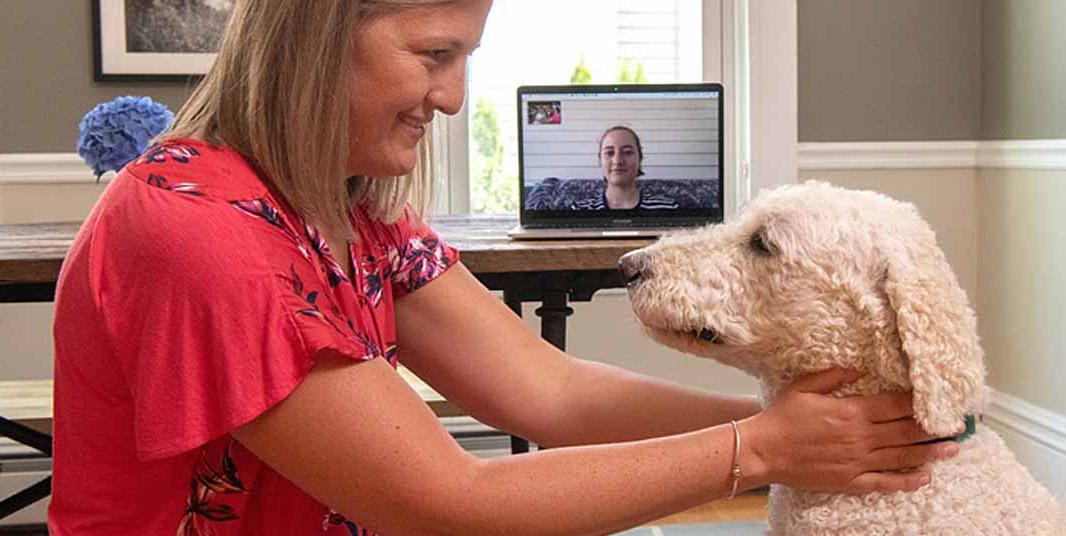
top-left (508, 83), bottom-right (724, 239)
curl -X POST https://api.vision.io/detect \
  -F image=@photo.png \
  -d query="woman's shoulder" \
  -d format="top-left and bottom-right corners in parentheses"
top-left (120, 137), bottom-right (270, 201)
top-left (86, 139), bottom-right (309, 279)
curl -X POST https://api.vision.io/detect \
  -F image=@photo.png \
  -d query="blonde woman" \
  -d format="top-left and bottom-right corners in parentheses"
top-left (50, 1), bottom-right (958, 534)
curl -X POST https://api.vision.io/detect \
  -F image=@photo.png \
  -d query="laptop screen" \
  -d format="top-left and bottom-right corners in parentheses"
top-left (518, 83), bottom-right (723, 227)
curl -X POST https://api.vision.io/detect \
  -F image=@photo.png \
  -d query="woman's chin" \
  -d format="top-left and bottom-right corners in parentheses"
top-left (348, 153), bottom-right (417, 178)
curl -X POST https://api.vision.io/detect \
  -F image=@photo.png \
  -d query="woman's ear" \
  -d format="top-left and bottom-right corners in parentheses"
top-left (882, 207), bottom-right (985, 437)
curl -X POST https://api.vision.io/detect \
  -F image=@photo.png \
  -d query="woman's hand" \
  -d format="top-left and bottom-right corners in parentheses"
top-left (742, 368), bottom-right (959, 494)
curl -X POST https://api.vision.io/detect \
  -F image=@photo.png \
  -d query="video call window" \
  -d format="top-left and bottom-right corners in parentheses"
top-left (520, 91), bottom-right (722, 214)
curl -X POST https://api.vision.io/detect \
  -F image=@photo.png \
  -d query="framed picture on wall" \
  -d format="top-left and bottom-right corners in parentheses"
top-left (92, 0), bottom-right (233, 81)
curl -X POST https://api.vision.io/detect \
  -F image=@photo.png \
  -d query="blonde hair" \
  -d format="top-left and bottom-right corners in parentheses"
top-left (168, 0), bottom-right (452, 240)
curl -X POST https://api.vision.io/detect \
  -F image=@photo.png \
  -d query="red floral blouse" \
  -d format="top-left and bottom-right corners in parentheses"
top-left (50, 139), bottom-right (457, 535)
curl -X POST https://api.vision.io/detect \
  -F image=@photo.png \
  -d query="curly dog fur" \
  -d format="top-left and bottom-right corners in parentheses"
top-left (624, 181), bottom-right (1064, 535)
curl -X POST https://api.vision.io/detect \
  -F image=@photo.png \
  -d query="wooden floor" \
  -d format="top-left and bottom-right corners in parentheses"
top-left (647, 491), bottom-right (769, 526)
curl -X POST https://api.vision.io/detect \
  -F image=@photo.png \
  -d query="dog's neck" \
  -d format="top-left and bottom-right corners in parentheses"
top-left (754, 304), bottom-right (913, 405)
top-left (756, 343), bottom-right (911, 406)
top-left (759, 370), bottom-right (907, 407)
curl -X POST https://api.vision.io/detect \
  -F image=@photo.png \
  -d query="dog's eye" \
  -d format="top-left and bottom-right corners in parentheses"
top-left (749, 231), bottom-right (774, 257)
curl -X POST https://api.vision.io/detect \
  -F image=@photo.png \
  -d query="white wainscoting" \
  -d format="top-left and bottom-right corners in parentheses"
top-left (983, 389), bottom-right (1066, 500)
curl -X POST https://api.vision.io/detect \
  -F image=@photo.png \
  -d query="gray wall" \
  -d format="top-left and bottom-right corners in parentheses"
top-left (0, 1), bottom-right (193, 153)
top-left (798, 0), bottom-right (982, 142)
top-left (7, 1), bottom-right (1058, 149)
top-left (4, 2), bottom-right (1063, 149)
top-left (977, 169), bottom-right (1066, 414)
top-left (981, 0), bottom-right (1066, 139)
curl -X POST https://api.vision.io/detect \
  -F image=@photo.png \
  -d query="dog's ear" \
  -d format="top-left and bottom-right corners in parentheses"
top-left (882, 207), bottom-right (985, 437)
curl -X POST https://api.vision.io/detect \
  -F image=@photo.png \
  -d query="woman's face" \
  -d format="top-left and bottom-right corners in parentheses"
top-left (599, 129), bottom-right (641, 188)
top-left (347, 0), bottom-right (492, 177)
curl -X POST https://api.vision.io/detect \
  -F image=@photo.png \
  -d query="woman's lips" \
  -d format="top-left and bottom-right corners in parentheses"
top-left (399, 114), bottom-right (426, 138)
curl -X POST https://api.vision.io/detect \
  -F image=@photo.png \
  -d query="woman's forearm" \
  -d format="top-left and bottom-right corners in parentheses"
top-left (414, 421), bottom-right (765, 536)
top-left (532, 358), bottom-right (761, 447)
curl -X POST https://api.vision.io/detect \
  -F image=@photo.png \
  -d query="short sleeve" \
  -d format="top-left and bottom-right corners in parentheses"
top-left (92, 175), bottom-right (370, 461)
top-left (361, 209), bottom-right (459, 299)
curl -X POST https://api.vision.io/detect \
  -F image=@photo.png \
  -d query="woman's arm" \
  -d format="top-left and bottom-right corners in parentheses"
top-left (394, 263), bottom-right (758, 446)
top-left (233, 349), bottom-right (948, 536)
top-left (232, 265), bottom-right (955, 535)
top-left (233, 352), bottom-right (758, 535)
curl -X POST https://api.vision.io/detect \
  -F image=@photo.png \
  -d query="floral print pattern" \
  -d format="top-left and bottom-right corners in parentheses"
top-left (137, 143), bottom-right (455, 535)
top-left (303, 222), bottom-right (350, 288)
top-left (358, 254), bottom-right (385, 307)
top-left (324, 509), bottom-right (380, 536)
top-left (55, 138), bottom-right (458, 535)
top-left (390, 235), bottom-right (454, 294)
top-left (231, 199), bottom-right (311, 259)
top-left (146, 173), bottom-right (204, 197)
top-left (137, 141), bottom-right (202, 166)
top-left (177, 443), bottom-right (248, 536)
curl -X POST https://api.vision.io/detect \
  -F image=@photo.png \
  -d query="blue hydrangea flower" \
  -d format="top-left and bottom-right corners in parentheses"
top-left (76, 96), bottom-right (174, 178)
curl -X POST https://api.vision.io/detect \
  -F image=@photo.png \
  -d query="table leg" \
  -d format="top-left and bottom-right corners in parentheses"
top-left (502, 288), bottom-right (531, 455)
top-left (535, 289), bottom-right (573, 351)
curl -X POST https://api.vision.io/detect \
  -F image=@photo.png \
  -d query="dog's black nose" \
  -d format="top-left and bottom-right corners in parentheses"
top-left (618, 251), bottom-right (648, 285)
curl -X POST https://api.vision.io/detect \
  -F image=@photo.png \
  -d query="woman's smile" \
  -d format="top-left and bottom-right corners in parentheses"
top-left (398, 112), bottom-right (428, 140)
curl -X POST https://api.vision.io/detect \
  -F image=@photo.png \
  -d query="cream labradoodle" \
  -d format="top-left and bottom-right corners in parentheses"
top-left (623, 181), bottom-right (1063, 535)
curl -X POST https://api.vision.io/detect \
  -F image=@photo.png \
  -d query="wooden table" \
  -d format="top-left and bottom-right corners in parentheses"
top-left (0, 215), bottom-right (653, 348)
top-left (0, 215), bottom-right (653, 518)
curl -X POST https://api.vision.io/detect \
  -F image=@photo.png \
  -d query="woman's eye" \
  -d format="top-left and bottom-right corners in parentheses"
top-left (425, 49), bottom-right (449, 61)
top-left (749, 231), bottom-right (774, 256)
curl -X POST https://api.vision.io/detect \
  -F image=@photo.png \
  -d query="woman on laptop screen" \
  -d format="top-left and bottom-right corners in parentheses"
top-left (570, 125), bottom-right (679, 210)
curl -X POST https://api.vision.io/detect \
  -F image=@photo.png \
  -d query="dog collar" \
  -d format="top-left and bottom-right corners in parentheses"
top-left (924, 415), bottom-right (976, 444)
top-left (951, 414), bottom-right (977, 443)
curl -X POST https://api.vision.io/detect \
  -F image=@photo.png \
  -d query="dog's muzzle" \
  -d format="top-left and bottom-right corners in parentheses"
top-left (618, 250), bottom-right (649, 286)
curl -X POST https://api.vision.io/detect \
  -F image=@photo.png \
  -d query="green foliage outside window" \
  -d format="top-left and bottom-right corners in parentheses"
top-left (470, 97), bottom-right (516, 214)
top-left (617, 58), bottom-right (648, 83)
top-left (570, 55), bottom-right (592, 84)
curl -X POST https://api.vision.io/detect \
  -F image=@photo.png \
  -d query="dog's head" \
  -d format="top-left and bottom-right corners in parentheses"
top-left (624, 181), bottom-right (984, 435)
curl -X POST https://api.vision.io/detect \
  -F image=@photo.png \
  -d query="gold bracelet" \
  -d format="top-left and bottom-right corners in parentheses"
top-left (728, 420), bottom-right (742, 500)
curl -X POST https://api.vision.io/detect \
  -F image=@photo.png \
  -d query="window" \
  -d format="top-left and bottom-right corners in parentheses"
top-left (464, 0), bottom-right (705, 214)
top-left (435, 0), bottom-right (797, 218)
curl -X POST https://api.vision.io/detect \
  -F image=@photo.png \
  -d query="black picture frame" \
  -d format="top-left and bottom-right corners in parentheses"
top-left (92, 0), bottom-right (229, 82)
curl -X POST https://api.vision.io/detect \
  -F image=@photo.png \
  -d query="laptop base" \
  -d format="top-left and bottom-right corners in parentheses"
top-left (507, 225), bottom-right (665, 240)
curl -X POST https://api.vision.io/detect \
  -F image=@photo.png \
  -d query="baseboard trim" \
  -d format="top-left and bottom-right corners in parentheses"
top-left (983, 389), bottom-right (1066, 499)
top-left (798, 139), bottom-right (1066, 171)
top-left (984, 389), bottom-right (1066, 455)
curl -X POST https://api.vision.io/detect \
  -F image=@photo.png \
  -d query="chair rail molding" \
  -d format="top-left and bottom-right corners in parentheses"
top-left (976, 139), bottom-right (1066, 170)
top-left (798, 139), bottom-right (1066, 171)
top-left (0, 153), bottom-right (102, 185)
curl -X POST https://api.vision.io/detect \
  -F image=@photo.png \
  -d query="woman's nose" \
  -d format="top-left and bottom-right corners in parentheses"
top-left (429, 63), bottom-right (467, 116)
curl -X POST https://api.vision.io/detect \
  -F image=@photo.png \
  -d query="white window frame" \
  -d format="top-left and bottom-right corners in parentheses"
top-left (435, 0), bottom-right (797, 217)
